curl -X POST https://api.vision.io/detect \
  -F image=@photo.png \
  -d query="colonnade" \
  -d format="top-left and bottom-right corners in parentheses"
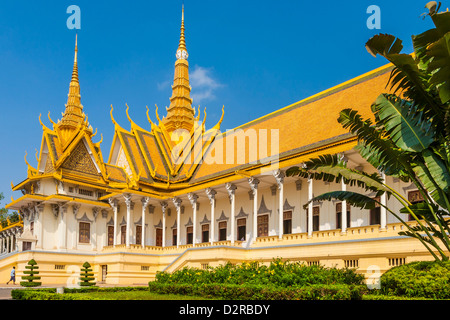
top-left (0, 228), bottom-right (20, 254)
top-left (105, 168), bottom-right (388, 249)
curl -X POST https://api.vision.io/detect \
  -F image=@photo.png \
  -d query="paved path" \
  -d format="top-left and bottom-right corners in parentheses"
top-left (0, 287), bottom-right (15, 300)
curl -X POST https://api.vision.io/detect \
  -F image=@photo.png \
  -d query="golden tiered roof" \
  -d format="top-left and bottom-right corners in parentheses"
top-left (7, 7), bottom-right (396, 211)
top-left (10, 36), bottom-right (111, 198)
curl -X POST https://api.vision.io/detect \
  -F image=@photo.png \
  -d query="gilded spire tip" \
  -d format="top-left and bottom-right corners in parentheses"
top-left (59, 33), bottom-right (84, 131)
top-left (177, 4), bottom-right (187, 53)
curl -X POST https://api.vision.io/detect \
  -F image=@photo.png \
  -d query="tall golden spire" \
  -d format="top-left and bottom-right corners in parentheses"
top-left (162, 5), bottom-right (195, 133)
top-left (178, 5), bottom-right (187, 52)
top-left (59, 34), bottom-right (85, 131)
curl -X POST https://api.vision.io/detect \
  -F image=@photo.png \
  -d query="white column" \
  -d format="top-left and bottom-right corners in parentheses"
top-left (341, 179), bottom-right (348, 234)
top-left (161, 201), bottom-right (168, 248)
top-left (71, 204), bottom-right (79, 250)
top-left (141, 197), bottom-right (150, 247)
top-left (35, 204), bottom-right (44, 249)
top-left (10, 233), bottom-right (14, 252)
top-left (274, 170), bottom-right (285, 239)
top-left (380, 172), bottom-right (387, 231)
top-left (52, 204), bottom-right (63, 250)
top-left (14, 229), bottom-right (19, 252)
top-left (0, 237), bottom-right (3, 253)
top-left (6, 233), bottom-right (10, 253)
top-left (226, 183), bottom-right (237, 244)
top-left (172, 197), bottom-right (182, 248)
top-left (248, 177), bottom-right (260, 242)
top-left (108, 198), bottom-right (119, 247)
top-left (92, 207), bottom-right (99, 250)
top-left (10, 233), bottom-right (14, 253)
top-left (188, 193), bottom-right (198, 247)
top-left (62, 204), bottom-right (69, 249)
top-left (206, 188), bottom-right (217, 244)
top-left (124, 193), bottom-right (132, 248)
top-left (308, 178), bottom-right (313, 237)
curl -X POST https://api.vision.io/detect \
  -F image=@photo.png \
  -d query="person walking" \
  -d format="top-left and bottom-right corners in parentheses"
top-left (6, 267), bottom-right (15, 285)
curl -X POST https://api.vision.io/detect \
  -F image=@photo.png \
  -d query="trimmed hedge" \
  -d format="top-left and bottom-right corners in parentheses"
top-left (20, 259), bottom-right (41, 287)
top-left (380, 261), bottom-right (450, 299)
top-left (150, 259), bottom-right (366, 300)
top-left (11, 286), bottom-right (149, 300)
top-left (148, 282), bottom-right (366, 300)
top-left (79, 262), bottom-right (96, 287)
top-left (156, 259), bottom-right (365, 287)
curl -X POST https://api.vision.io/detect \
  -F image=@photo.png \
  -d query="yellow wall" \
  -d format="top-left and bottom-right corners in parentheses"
top-left (0, 221), bottom-right (437, 286)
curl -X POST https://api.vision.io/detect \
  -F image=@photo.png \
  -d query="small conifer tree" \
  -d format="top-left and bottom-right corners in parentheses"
top-left (79, 262), bottom-right (96, 286)
top-left (20, 259), bottom-right (42, 287)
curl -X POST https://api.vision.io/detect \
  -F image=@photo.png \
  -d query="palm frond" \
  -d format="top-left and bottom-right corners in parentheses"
top-left (338, 108), bottom-right (409, 177)
top-left (286, 154), bottom-right (389, 195)
top-left (301, 190), bottom-right (379, 210)
top-left (371, 94), bottom-right (435, 152)
top-left (366, 34), bottom-right (443, 121)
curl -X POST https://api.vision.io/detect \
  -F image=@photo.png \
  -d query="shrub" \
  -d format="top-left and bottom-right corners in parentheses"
top-left (151, 259), bottom-right (366, 300)
top-left (79, 262), bottom-right (96, 287)
top-left (380, 261), bottom-right (450, 299)
top-left (155, 259), bottom-right (365, 287)
top-left (11, 286), bottom-right (149, 300)
top-left (11, 288), bottom-right (55, 300)
top-left (148, 282), bottom-right (366, 300)
top-left (20, 259), bottom-right (41, 287)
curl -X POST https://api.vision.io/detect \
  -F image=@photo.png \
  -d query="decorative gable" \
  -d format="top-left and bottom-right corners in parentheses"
top-left (61, 140), bottom-right (99, 175)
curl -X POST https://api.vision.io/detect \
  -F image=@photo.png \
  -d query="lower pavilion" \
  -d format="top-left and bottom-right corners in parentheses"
top-left (0, 8), bottom-right (431, 285)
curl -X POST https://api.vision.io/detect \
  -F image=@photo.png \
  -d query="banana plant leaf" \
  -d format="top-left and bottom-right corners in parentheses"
top-left (371, 94), bottom-right (434, 152)
top-left (337, 108), bottom-right (410, 178)
top-left (427, 32), bottom-right (450, 104)
top-left (301, 190), bottom-right (380, 210)
top-left (366, 34), bottom-right (442, 119)
top-left (399, 201), bottom-right (439, 222)
top-left (422, 149), bottom-right (450, 194)
top-left (286, 154), bottom-right (389, 195)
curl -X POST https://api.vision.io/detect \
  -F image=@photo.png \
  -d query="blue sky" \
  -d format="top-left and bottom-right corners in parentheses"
top-left (0, 0), bottom-right (435, 208)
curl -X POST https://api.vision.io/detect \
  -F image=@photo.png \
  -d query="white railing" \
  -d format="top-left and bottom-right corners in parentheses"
top-left (0, 249), bottom-right (18, 258)
top-left (101, 221), bottom-right (418, 254)
top-left (253, 221), bottom-right (417, 246)
top-left (101, 240), bottom-right (245, 254)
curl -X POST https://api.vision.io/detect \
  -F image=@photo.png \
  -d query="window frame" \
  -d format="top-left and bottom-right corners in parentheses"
top-left (79, 221), bottom-right (91, 244)
top-left (336, 202), bottom-right (351, 229)
top-left (218, 221), bottom-right (227, 241)
top-left (283, 210), bottom-right (292, 235)
top-left (201, 224), bottom-right (209, 243)
top-left (237, 218), bottom-right (246, 241)
top-left (186, 226), bottom-right (193, 245)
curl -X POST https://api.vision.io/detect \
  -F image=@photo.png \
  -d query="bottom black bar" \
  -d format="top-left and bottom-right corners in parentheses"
top-left (3, 299), bottom-right (447, 318)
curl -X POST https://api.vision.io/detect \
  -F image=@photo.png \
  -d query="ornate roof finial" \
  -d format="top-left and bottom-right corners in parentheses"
top-left (178, 4), bottom-right (187, 54)
top-left (58, 34), bottom-right (85, 134)
top-left (73, 33), bottom-right (78, 80)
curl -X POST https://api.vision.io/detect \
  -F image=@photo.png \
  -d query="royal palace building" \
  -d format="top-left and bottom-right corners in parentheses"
top-left (0, 8), bottom-right (434, 285)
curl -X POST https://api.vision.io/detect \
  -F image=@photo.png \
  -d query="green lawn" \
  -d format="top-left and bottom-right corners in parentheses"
top-left (70, 290), bottom-right (211, 300)
top-left (11, 288), bottom-right (435, 300)
top-left (11, 287), bottom-right (213, 300)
